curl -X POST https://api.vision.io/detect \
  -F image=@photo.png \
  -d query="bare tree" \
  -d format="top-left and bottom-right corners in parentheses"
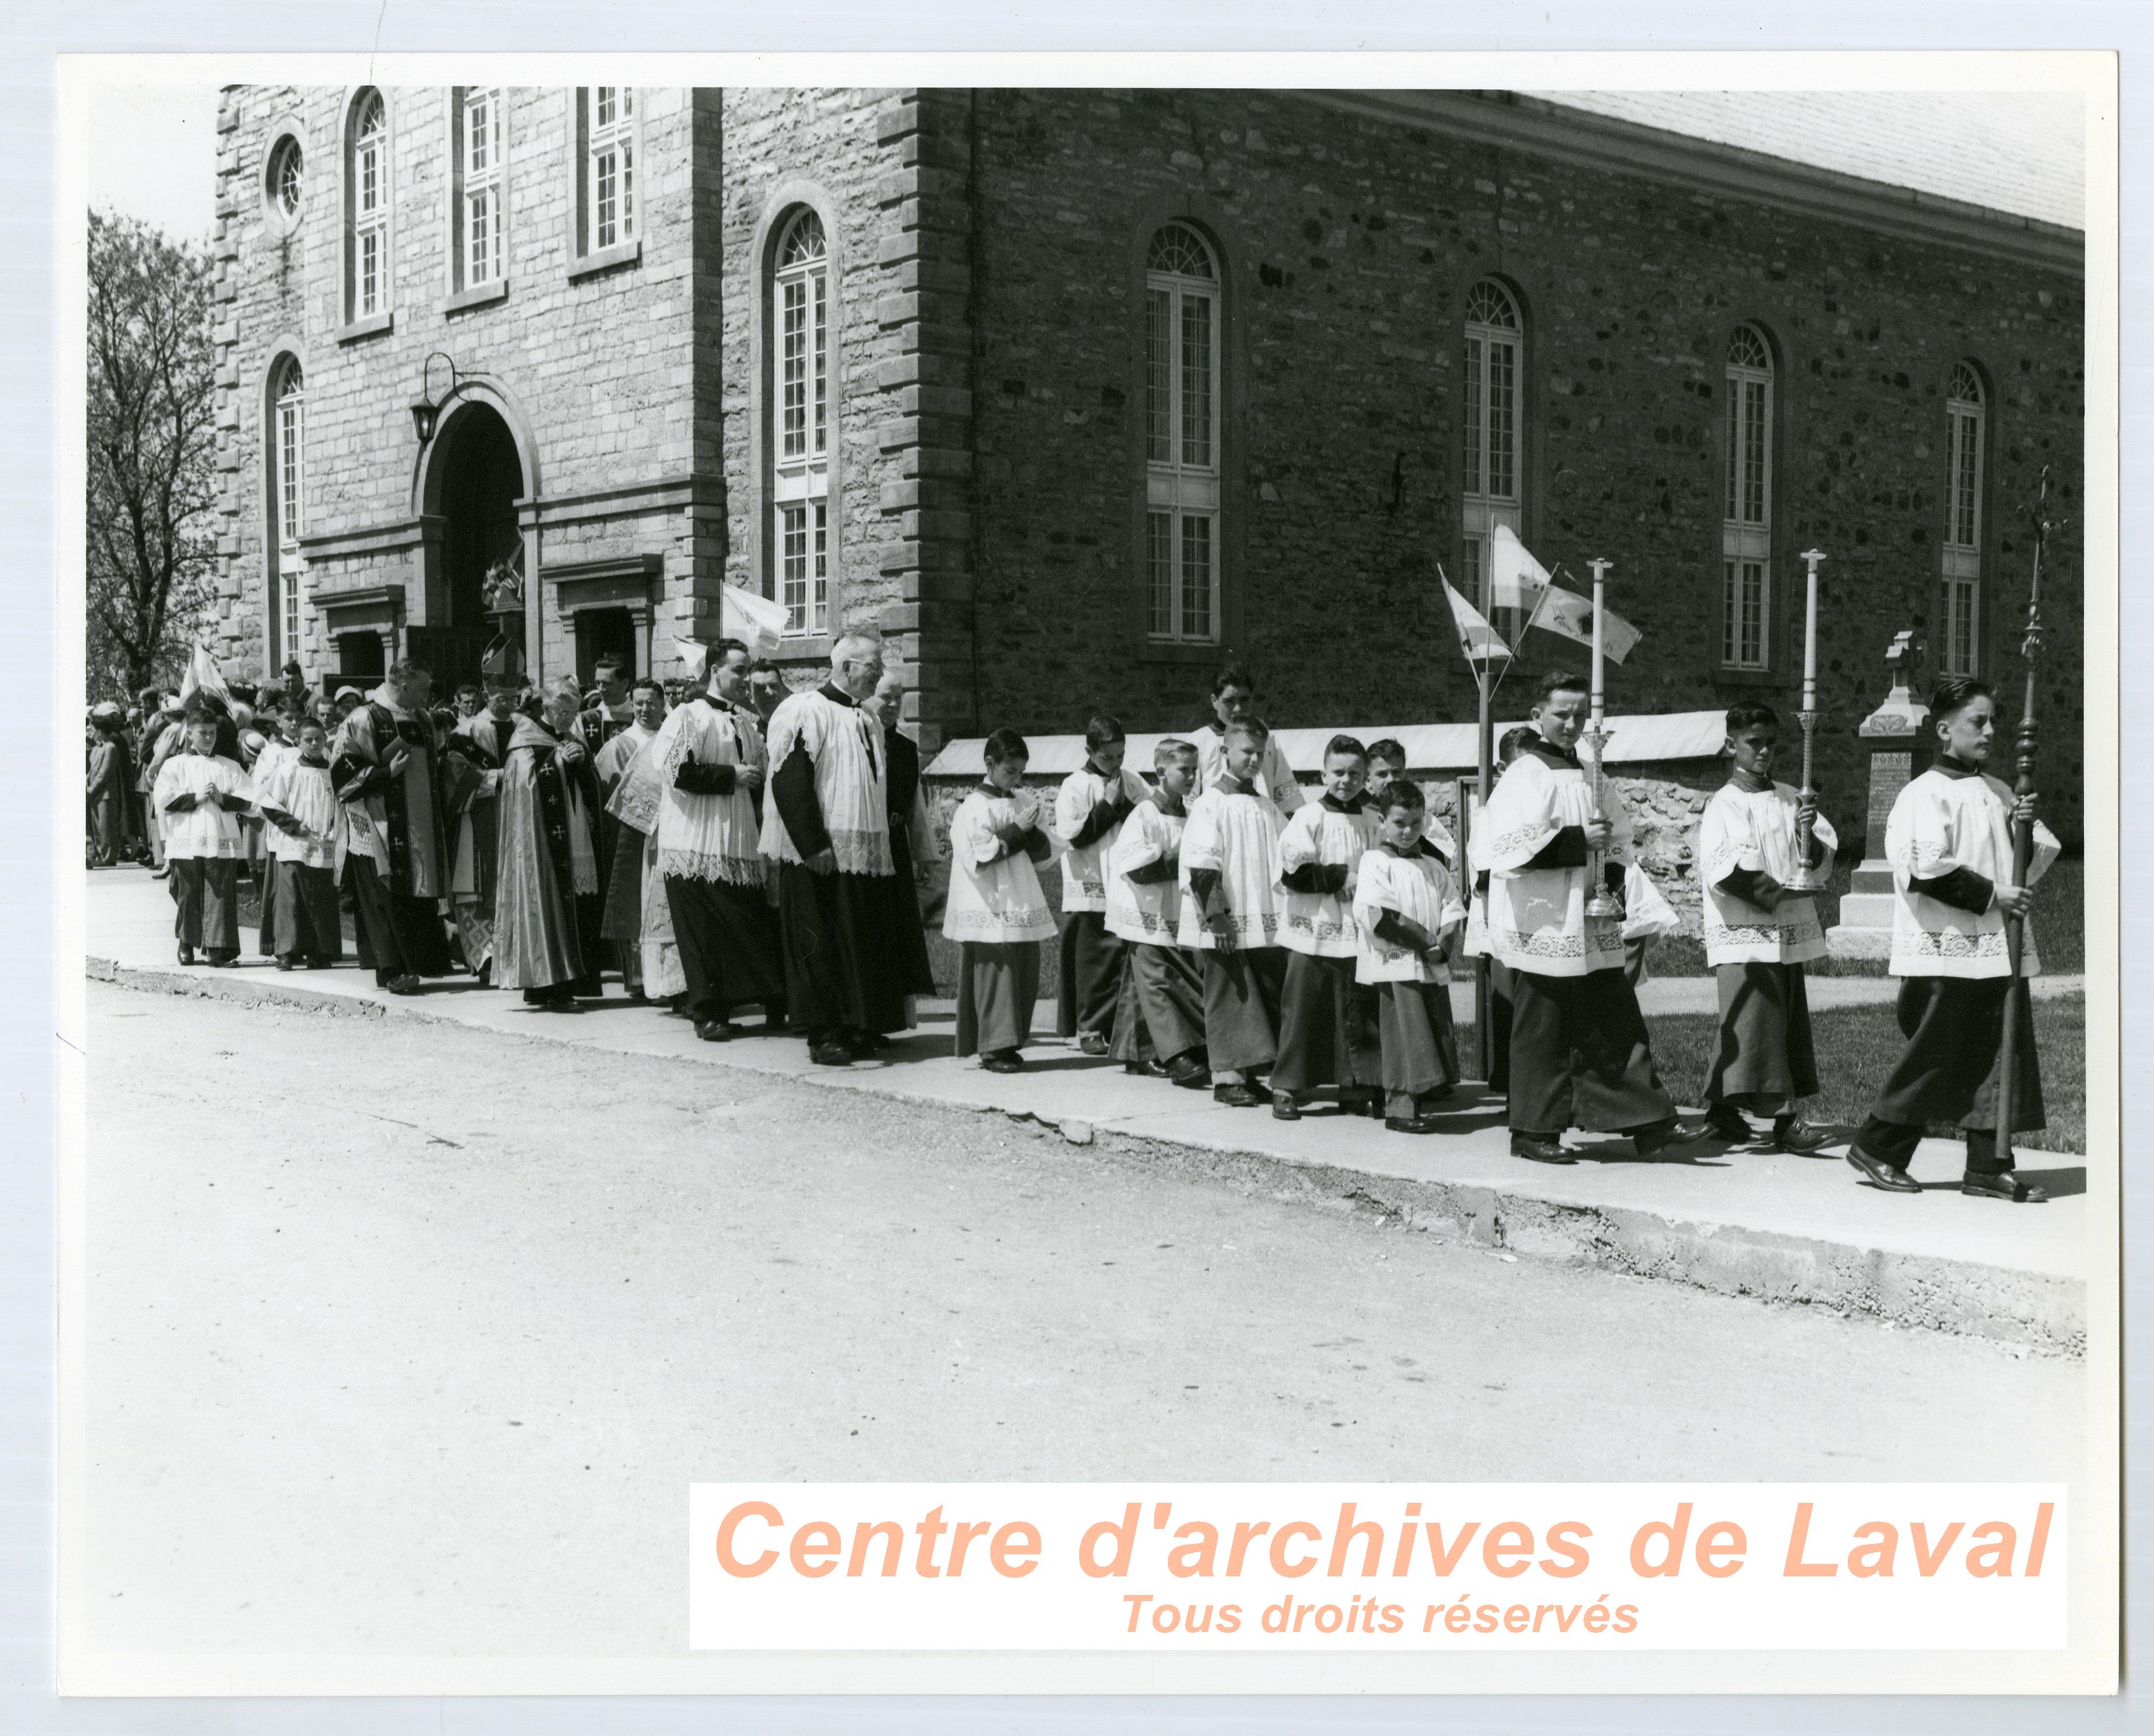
top-left (86, 208), bottom-right (217, 704)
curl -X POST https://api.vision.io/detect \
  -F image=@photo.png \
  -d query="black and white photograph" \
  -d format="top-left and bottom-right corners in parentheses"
top-left (56, 50), bottom-right (2118, 1697)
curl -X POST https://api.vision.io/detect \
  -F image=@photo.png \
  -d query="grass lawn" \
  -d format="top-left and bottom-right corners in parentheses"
top-left (1648, 991), bottom-right (2087, 1155)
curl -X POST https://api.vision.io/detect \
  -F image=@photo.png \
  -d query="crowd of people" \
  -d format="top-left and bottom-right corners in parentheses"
top-left (92, 641), bottom-right (2060, 1202)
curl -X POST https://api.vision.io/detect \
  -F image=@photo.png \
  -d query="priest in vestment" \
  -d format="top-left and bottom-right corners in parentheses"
top-left (441, 680), bottom-right (518, 983)
top-left (491, 681), bottom-right (606, 1007)
top-left (651, 641), bottom-right (784, 1039)
top-left (331, 659), bottom-right (454, 992)
top-left (593, 676), bottom-right (667, 996)
top-left (864, 667), bottom-right (940, 1005)
top-left (760, 632), bottom-right (907, 1066)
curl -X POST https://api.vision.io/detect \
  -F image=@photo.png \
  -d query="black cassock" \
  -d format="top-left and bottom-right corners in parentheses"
top-left (770, 684), bottom-right (908, 1041)
top-left (880, 723), bottom-right (939, 998)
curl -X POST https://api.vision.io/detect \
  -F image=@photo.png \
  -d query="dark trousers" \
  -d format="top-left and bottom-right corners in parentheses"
top-left (1056, 910), bottom-right (1127, 1040)
top-left (345, 855), bottom-right (453, 986)
top-left (170, 857), bottom-right (241, 958)
top-left (1506, 965), bottom-right (1676, 1135)
top-left (1858, 974), bottom-right (2045, 1175)
top-left (1270, 950), bottom-right (1383, 1097)
top-left (271, 859), bottom-right (343, 963)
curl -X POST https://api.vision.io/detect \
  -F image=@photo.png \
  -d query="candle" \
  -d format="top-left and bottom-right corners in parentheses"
top-left (1587, 558), bottom-right (1611, 714)
top-left (1799, 548), bottom-right (1825, 711)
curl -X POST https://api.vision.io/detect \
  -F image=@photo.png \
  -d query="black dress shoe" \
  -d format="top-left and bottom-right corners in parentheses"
top-left (1846, 1147), bottom-right (1923, 1193)
top-left (981, 1050), bottom-right (1025, 1074)
top-left (1271, 1092), bottom-right (1302, 1122)
top-left (1511, 1132), bottom-right (1573, 1164)
top-left (1166, 1054), bottom-right (1211, 1089)
top-left (176, 944), bottom-right (195, 965)
top-left (1773, 1115), bottom-right (1837, 1156)
top-left (1123, 1058), bottom-right (1167, 1078)
top-left (1632, 1119), bottom-right (1683, 1157)
top-left (1078, 1031), bottom-right (1110, 1056)
top-left (1385, 1115), bottom-right (1440, 1135)
top-left (694, 1018), bottom-right (737, 1042)
top-left (1213, 1082), bottom-right (1263, 1108)
top-left (1961, 1169), bottom-right (2050, 1203)
top-left (1703, 1103), bottom-right (1756, 1143)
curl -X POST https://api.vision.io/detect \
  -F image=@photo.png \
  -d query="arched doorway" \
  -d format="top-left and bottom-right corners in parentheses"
top-left (426, 402), bottom-right (525, 692)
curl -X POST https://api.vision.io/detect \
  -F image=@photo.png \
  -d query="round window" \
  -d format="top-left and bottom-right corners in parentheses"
top-left (266, 136), bottom-right (305, 224)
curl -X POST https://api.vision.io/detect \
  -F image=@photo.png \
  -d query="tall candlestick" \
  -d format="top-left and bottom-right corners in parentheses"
top-left (1782, 548), bottom-right (1830, 894)
top-left (1581, 558), bottom-right (1621, 920)
top-left (1799, 547), bottom-right (1824, 708)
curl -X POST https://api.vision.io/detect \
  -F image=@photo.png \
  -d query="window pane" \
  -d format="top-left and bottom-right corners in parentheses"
top-left (1722, 559), bottom-right (1737, 665)
top-left (469, 190), bottom-right (492, 283)
top-left (1462, 535), bottom-right (1482, 609)
top-left (1724, 387), bottom-right (1738, 521)
top-left (1147, 513), bottom-right (1173, 637)
top-left (619, 140), bottom-right (634, 237)
top-left (596, 149), bottom-right (616, 248)
top-left (1180, 292), bottom-right (1213, 469)
top-left (1740, 387), bottom-right (1758, 530)
top-left (781, 279), bottom-right (807, 459)
top-left (781, 504), bottom-right (808, 631)
top-left (360, 230), bottom-right (378, 315)
top-left (812, 271), bottom-right (827, 458)
top-left (1181, 513), bottom-right (1213, 641)
top-left (1742, 561), bottom-right (1765, 666)
top-left (812, 502), bottom-right (829, 634)
top-left (359, 141), bottom-right (378, 213)
top-left (1462, 336), bottom-right (1483, 495)
top-left (281, 572), bottom-right (299, 664)
top-left (1952, 409), bottom-right (1981, 548)
top-left (1146, 289), bottom-right (1171, 464)
top-left (1486, 336), bottom-right (1515, 501)
top-left (596, 87), bottom-right (615, 128)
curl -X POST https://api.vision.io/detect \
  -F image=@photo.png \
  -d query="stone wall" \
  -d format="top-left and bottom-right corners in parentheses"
top-left (214, 85), bottom-right (724, 692)
top-left (948, 88), bottom-right (2086, 848)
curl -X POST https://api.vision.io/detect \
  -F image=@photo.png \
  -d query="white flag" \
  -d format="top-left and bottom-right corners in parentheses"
top-left (178, 643), bottom-right (228, 702)
top-left (666, 637), bottom-right (711, 683)
top-left (1489, 523), bottom-right (1553, 616)
top-left (1531, 584), bottom-right (1642, 665)
top-left (721, 583), bottom-right (791, 658)
top-left (1442, 579), bottom-right (1510, 665)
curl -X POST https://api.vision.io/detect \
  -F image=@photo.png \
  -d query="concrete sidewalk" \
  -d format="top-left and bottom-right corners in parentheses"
top-left (82, 867), bottom-right (2093, 1355)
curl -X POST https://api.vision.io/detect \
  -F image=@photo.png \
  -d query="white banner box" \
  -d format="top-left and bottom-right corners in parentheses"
top-left (689, 1483), bottom-right (2065, 1653)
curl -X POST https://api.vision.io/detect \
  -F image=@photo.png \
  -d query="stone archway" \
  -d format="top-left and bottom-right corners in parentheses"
top-left (423, 400), bottom-right (524, 692)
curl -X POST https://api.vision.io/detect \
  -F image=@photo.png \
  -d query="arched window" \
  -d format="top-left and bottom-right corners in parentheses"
top-left (772, 209), bottom-right (830, 636)
top-left (271, 358), bottom-right (306, 665)
top-left (264, 131), bottom-right (305, 232)
top-left (1461, 279), bottom-right (1523, 614)
top-left (345, 92), bottom-right (390, 322)
top-left (1722, 324), bottom-right (1776, 670)
top-left (1145, 223), bottom-right (1220, 643)
top-left (1941, 362), bottom-right (1987, 676)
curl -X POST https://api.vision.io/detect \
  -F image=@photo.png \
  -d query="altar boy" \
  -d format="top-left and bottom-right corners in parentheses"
top-left (1054, 713), bottom-right (1149, 1053)
top-left (152, 705), bottom-right (253, 965)
top-left (1696, 702), bottom-right (1836, 1152)
top-left (1270, 734), bottom-right (1383, 1120)
top-left (944, 729), bottom-right (1058, 1073)
top-left (257, 716), bottom-right (345, 970)
top-left (1354, 779), bottom-right (1467, 1133)
top-left (1180, 719), bottom-right (1288, 1107)
top-left (1847, 676), bottom-right (2060, 1202)
top-left (1105, 738), bottom-right (1209, 1089)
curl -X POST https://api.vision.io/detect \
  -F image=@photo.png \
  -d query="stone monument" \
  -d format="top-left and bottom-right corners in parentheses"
top-left (1826, 630), bottom-right (1931, 959)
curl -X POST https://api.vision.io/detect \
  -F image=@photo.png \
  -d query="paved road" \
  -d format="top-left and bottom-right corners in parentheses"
top-left (79, 984), bottom-right (2085, 1663)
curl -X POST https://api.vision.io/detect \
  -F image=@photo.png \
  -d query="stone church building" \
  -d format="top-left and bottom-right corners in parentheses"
top-left (207, 85), bottom-right (2087, 837)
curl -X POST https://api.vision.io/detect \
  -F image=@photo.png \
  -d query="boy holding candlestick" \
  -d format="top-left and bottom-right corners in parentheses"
top-left (1696, 702), bottom-right (1837, 1151)
top-left (1474, 669), bottom-right (1694, 1164)
top-left (1846, 676), bottom-right (2060, 1202)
